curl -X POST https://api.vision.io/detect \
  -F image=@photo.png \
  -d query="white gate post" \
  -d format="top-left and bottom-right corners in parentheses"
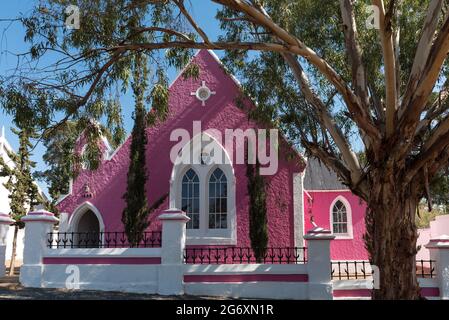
top-left (19, 210), bottom-right (58, 287)
top-left (157, 208), bottom-right (190, 295)
top-left (0, 213), bottom-right (14, 277)
top-left (426, 235), bottom-right (449, 299)
top-left (304, 226), bottom-right (335, 300)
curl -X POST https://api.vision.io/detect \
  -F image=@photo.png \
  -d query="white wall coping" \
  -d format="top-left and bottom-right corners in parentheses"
top-left (43, 247), bottom-right (161, 258)
top-left (332, 279), bottom-right (373, 290)
top-left (426, 235), bottom-right (449, 249)
top-left (158, 212), bottom-right (190, 222)
top-left (184, 263), bottom-right (307, 275)
top-left (332, 278), bottom-right (438, 290)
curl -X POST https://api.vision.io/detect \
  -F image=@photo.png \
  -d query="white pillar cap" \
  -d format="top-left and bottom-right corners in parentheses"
top-left (158, 208), bottom-right (190, 222)
top-left (21, 209), bottom-right (59, 224)
top-left (426, 234), bottom-right (449, 249)
top-left (304, 226), bottom-right (336, 240)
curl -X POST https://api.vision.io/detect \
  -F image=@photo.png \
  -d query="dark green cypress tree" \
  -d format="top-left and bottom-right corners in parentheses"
top-left (122, 52), bottom-right (150, 246)
top-left (246, 159), bottom-right (269, 262)
top-left (0, 126), bottom-right (42, 275)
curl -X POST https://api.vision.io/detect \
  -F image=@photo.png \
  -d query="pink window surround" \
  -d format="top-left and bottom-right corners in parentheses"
top-left (42, 257), bottom-right (161, 265)
top-left (183, 274), bottom-right (308, 283)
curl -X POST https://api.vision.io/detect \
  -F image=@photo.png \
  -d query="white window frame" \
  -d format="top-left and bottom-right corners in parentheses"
top-left (169, 132), bottom-right (236, 245)
top-left (180, 167), bottom-right (201, 230)
top-left (329, 196), bottom-right (353, 240)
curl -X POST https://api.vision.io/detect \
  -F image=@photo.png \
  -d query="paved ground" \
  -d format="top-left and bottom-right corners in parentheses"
top-left (0, 275), bottom-right (226, 300)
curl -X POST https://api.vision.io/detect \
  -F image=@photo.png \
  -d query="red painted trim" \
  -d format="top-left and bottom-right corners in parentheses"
top-left (184, 274), bottom-right (308, 283)
top-left (43, 257), bottom-right (161, 265)
top-left (22, 219), bottom-right (55, 223)
top-left (420, 287), bottom-right (440, 297)
top-left (22, 217), bottom-right (58, 224)
top-left (333, 289), bottom-right (371, 298)
top-left (333, 287), bottom-right (440, 298)
top-left (429, 239), bottom-right (449, 243)
top-left (28, 211), bottom-right (54, 216)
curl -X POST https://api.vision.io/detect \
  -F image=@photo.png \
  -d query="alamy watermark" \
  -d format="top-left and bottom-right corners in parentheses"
top-left (372, 264), bottom-right (380, 289)
top-left (169, 121), bottom-right (279, 175)
top-left (65, 265), bottom-right (80, 290)
top-left (65, 5), bottom-right (80, 30)
top-left (365, 5), bottom-right (380, 30)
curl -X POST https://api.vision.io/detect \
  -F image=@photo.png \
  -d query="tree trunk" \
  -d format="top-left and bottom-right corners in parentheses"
top-left (8, 225), bottom-right (18, 276)
top-left (364, 176), bottom-right (421, 300)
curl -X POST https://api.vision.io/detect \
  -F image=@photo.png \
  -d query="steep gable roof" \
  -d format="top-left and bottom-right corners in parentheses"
top-left (303, 157), bottom-right (348, 190)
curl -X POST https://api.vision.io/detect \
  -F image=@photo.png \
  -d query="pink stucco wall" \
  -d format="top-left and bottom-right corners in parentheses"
top-left (416, 228), bottom-right (431, 260)
top-left (58, 49), bottom-right (304, 248)
top-left (417, 214), bottom-right (449, 260)
top-left (304, 190), bottom-right (368, 260)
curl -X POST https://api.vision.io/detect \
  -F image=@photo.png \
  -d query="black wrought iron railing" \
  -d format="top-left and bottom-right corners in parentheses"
top-left (184, 247), bottom-right (307, 264)
top-left (331, 260), bottom-right (437, 280)
top-left (47, 231), bottom-right (162, 248)
top-left (416, 260), bottom-right (436, 278)
top-left (331, 261), bottom-right (373, 280)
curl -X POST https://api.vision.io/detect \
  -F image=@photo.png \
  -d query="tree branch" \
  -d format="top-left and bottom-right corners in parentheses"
top-left (406, 127), bottom-right (449, 182)
top-left (174, 0), bottom-right (212, 44)
top-left (373, 0), bottom-right (398, 137)
top-left (400, 0), bottom-right (443, 118)
top-left (214, 0), bottom-right (381, 144)
top-left (399, 6), bottom-right (449, 137)
top-left (340, 0), bottom-right (370, 110)
top-left (282, 53), bottom-right (363, 187)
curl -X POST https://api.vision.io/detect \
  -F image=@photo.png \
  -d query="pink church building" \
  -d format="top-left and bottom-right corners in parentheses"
top-left (56, 49), bottom-right (368, 261)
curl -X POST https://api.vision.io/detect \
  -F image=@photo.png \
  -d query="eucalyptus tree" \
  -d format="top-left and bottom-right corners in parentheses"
top-left (2, 0), bottom-right (449, 299)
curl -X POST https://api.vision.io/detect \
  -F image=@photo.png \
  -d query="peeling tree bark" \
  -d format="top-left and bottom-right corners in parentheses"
top-left (365, 172), bottom-right (421, 300)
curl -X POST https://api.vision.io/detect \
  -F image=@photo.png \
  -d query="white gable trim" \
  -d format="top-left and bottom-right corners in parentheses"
top-left (293, 172), bottom-right (305, 248)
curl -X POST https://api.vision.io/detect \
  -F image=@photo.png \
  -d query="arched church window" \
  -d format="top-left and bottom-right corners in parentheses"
top-left (208, 168), bottom-right (228, 229)
top-left (332, 200), bottom-right (348, 234)
top-left (181, 169), bottom-right (200, 229)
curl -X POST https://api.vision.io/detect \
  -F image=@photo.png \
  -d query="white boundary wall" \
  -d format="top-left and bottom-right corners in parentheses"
top-left (23, 210), bottom-right (449, 300)
top-left (184, 264), bottom-right (309, 299)
top-left (0, 214), bottom-right (14, 276)
top-left (332, 278), bottom-right (440, 300)
top-left (42, 264), bottom-right (160, 293)
top-left (41, 248), bottom-right (162, 293)
top-left (5, 227), bottom-right (24, 264)
top-left (19, 209), bottom-right (339, 299)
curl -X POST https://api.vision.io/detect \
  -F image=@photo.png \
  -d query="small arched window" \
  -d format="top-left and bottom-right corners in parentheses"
top-left (208, 168), bottom-right (228, 229)
top-left (181, 169), bottom-right (200, 229)
top-left (332, 200), bottom-right (348, 234)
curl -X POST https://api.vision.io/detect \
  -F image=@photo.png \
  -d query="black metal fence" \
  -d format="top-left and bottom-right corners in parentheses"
top-left (416, 260), bottom-right (436, 278)
top-left (184, 247), bottom-right (307, 264)
top-left (47, 231), bottom-right (162, 248)
top-left (331, 260), bottom-right (437, 280)
top-left (331, 261), bottom-right (373, 280)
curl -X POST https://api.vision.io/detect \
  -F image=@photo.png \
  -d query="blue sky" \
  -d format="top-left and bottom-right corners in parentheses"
top-left (0, 1), bottom-right (224, 196)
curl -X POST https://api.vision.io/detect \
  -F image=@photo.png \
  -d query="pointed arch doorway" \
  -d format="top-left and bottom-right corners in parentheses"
top-left (69, 202), bottom-right (105, 247)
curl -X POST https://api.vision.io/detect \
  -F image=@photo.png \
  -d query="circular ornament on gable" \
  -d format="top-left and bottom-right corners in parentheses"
top-left (191, 81), bottom-right (216, 106)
